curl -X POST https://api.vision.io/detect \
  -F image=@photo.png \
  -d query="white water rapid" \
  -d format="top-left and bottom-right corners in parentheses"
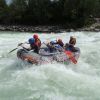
top-left (0, 31), bottom-right (100, 100)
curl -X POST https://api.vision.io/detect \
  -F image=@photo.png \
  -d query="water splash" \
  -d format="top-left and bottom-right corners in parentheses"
top-left (0, 32), bottom-right (100, 100)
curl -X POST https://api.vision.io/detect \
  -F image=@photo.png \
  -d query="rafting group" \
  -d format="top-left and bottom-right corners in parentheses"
top-left (17, 34), bottom-right (80, 65)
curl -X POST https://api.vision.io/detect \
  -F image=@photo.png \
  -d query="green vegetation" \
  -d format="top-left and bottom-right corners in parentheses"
top-left (0, 0), bottom-right (100, 28)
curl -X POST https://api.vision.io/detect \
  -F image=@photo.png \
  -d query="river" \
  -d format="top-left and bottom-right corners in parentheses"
top-left (0, 31), bottom-right (100, 100)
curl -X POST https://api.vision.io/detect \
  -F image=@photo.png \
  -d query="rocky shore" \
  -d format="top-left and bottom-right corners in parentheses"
top-left (78, 23), bottom-right (100, 32)
top-left (0, 19), bottom-right (100, 33)
top-left (78, 18), bottom-right (100, 32)
top-left (0, 25), bottom-right (71, 33)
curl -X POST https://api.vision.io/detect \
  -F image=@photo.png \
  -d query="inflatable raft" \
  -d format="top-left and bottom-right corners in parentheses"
top-left (17, 47), bottom-right (80, 65)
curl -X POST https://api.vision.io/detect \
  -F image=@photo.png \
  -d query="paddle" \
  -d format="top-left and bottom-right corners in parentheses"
top-left (8, 47), bottom-right (18, 53)
top-left (8, 43), bottom-right (24, 54)
top-left (64, 50), bottom-right (77, 64)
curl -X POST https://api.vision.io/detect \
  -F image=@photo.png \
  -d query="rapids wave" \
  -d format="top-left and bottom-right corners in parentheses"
top-left (0, 31), bottom-right (100, 100)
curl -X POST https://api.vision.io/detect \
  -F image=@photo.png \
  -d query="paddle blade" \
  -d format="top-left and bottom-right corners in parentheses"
top-left (64, 51), bottom-right (77, 64)
top-left (9, 48), bottom-right (18, 53)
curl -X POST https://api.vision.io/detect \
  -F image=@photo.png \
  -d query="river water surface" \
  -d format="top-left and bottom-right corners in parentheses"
top-left (0, 31), bottom-right (100, 100)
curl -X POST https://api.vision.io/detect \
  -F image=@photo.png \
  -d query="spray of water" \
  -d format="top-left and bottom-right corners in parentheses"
top-left (0, 31), bottom-right (100, 100)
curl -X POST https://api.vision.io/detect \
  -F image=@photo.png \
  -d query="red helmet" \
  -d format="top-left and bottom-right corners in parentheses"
top-left (33, 34), bottom-right (38, 39)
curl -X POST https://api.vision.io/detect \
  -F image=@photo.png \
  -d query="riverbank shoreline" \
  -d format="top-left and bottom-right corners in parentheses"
top-left (0, 25), bottom-right (69, 33)
top-left (0, 22), bottom-right (100, 33)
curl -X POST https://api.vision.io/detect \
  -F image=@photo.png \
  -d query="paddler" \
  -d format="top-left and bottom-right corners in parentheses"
top-left (28, 35), bottom-right (41, 54)
top-left (65, 36), bottom-right (78, 52)
top-left (46, 39), bottom-right (64, 52)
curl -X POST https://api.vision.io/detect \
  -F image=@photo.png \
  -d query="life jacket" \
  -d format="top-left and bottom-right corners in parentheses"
top-left (35, 38), bottom-right (41, 47)
top-left (65, 43), bottom-right (78, 52)
top-left (67, 45), bottom-right (73, 51)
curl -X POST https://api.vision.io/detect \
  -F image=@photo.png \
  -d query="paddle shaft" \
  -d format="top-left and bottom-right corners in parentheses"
top-left (8, 48), bottom-right (18, 53)
top-left (8, 42), bottom-right (26, 54)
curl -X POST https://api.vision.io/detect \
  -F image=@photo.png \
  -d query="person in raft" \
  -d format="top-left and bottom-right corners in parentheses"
top-left (33, 34), bottom-right (41, 48)
top-left (56, 39), bottom-right (64, 48)
top-left (46, 39), bottom-right (64, 52)
top-left (28, 34), bottom-right (41, 54)
top-left (65, 36), bottom-right (78, 52)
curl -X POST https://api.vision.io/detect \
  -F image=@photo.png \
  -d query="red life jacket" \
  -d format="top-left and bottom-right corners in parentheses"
top-left (35, 38), bottom-right (41, 47)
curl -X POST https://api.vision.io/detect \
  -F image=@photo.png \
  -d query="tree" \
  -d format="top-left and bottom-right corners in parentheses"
top-left (9, 0), bottom-right (27, 24)
top-left (26, 0), bottom-right (51, 24)
top-left (0, 0), bottom-right (8, 23)
top-left (63, 0), bottom-right (98, 27)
